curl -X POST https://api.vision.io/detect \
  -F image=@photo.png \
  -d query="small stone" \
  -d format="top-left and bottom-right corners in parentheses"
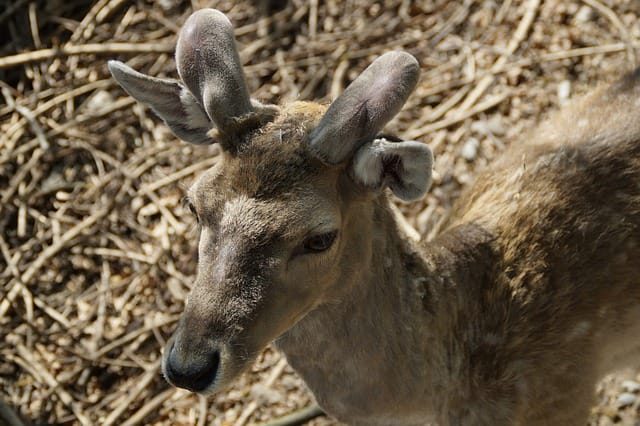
top-left (461, 138), bottom-right (479, 161)
top-left (471, 117), bottom-right (506, 137)
top-left (616, 392), bottom-right (637, 408)
top-left (470, 120), bottom-right (489, 136)
top-left (622, 380), bottom-right (640, 393)
top-left (558, 80), bottom-right (572, 104)
top-left (85, 90), bottom-right (114, 114)
top-left (575, 6), bottom-right (596, 23)
top-left (487, 116), bottom-right (506, 136)
top-left (157, 0), bottom-right (180, 11)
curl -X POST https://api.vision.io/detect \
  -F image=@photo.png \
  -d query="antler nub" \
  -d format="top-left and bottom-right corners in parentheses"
top-left (308, 51), bottom-right (420, 165)
top-left (176, 9), bottom-right (254, 135)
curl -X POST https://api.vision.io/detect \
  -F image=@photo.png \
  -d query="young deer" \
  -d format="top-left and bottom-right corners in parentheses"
top-left (108, 8), bottom-right (640, 426)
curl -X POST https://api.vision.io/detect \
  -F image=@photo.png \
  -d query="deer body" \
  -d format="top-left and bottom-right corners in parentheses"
top-left (279, 75), bottom-right (640, 425)
top-left (280, 128), bottom-right (640, 425)
top-left (109, 9), bottom-right (640, 425)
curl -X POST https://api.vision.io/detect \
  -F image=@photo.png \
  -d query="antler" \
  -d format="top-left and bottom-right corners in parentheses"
top-left (109, 9), bottom-right (276, 148)
top-left (308, 51), bottom-right (420, 165)
top-left (176, 9), bottom-right (254, 136)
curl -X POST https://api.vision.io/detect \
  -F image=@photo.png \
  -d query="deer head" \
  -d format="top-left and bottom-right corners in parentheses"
top-left (108, 8), bottom-right (433, 394)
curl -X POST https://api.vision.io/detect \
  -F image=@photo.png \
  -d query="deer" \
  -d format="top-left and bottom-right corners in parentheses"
top-left (108, 8), bottom-right (640, 426)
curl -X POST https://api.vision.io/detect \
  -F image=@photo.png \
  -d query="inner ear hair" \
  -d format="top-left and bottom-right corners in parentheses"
top-left (351, 137), bottom-right (434, 202)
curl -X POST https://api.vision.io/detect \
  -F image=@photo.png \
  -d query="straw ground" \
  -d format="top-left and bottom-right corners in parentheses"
top-left (1, 0), bottom-right (639, 424)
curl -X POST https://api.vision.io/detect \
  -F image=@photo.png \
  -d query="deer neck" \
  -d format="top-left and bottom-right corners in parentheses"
top-left (276, 197), bottom-right (449, 422)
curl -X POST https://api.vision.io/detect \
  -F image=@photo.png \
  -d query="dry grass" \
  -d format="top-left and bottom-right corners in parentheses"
top-left (1, 0), bottom-right (639, 424)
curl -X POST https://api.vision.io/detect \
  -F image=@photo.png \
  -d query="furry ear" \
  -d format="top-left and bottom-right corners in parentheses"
top-left (108, 60), bottom-right (215, 145)
top-left (351, 138), bottom-right (433, 201)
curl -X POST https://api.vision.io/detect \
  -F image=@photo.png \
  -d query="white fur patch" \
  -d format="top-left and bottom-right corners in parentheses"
top-left (352, 142), bottom-right (385, 187)
top-left (180, 89), bottom-right (213, 130)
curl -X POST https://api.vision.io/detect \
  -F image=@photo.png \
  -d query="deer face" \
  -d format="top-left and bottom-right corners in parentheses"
top-left (109, 9), bottom-right (433, 393)
top-left (166, 105), bottom-right (350, 392)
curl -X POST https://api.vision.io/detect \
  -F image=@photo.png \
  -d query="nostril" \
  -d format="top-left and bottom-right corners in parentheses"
top-left (165, 342), bottom-right (221, 393)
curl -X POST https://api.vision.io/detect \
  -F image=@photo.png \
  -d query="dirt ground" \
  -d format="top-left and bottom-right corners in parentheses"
top-left (1, 0), bottom-right (640, 425)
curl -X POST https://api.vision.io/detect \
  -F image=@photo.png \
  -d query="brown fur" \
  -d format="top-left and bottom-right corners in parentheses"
top-left (164, 71), bottom-right (640, 426)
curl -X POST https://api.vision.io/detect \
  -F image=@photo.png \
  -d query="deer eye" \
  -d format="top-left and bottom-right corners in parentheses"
top-left (302, 231), bottom-right (338, 254)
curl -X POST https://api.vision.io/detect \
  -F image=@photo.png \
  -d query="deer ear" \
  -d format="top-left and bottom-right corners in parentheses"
top-left (108, 60), bottom-right (215, 145)
top-left (351, 138), bottom-right (433, 201)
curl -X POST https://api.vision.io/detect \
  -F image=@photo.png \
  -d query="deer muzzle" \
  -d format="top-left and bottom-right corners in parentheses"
top-left (163, 337), bottom-right (221, 392)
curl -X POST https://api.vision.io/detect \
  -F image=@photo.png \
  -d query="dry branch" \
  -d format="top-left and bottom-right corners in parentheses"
top-left (261, 405), bottom-right (325, 426)
top-left (0, 42), bottom-right (174, 69)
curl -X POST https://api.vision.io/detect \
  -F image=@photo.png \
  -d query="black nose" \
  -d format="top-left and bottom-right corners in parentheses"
top-left (164, 341), bottom-right (220, 392)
